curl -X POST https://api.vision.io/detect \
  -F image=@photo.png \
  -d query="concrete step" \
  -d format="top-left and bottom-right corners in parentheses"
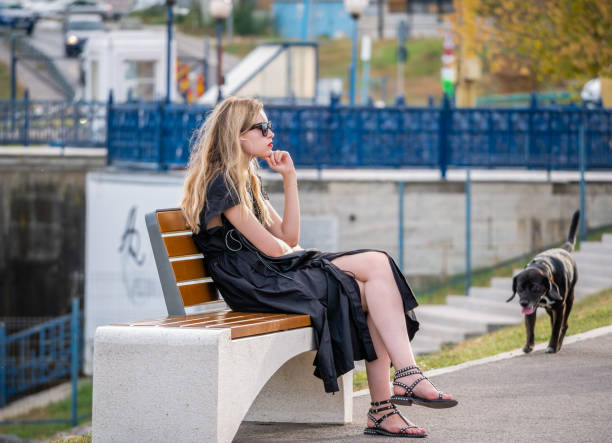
top-left (576, 275), bottom-right (612, 290)
top-left (573, 251), bottom-right (612, 265)
top-left (467, 286), bottom-right (510, 302)
top-left (579, 241), bottom-right (612, 254)
top-left (602, 233), bottom-right (612, 244)
top-left (574, 260), bottom-right (611, 275)
top-left (491, 277), bottom-right (513, 291)
top-left (446, 295), bottom-right (522, 319)
top-left (411, 335), bottom-right (443, 356)
top-left (417, 321), bottom-right (474, 343)
top-left (574, 285), bottom-right (605, 300)
top-left (415, 305), bottom-right (519, 334)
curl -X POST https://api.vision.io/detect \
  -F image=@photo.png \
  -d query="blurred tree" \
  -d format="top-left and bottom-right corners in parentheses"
top-left (451, 0), bottom-right (612, 89)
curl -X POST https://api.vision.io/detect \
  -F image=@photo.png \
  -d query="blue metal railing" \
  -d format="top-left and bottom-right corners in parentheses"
top-left (105, 96), bottom-right (612, 174)
top-left (2, 94), bottom-right (611, 175)
top-left (0, 96), bottom-right (107, 147)
top-left (0, 300), bottom-right (83, 410)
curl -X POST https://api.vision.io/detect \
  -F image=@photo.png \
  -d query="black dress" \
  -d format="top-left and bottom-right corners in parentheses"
top-left (192, 174), bottom-right (420, 393)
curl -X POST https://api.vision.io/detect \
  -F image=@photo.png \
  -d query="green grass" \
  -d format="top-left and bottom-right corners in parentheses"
top-left (0, 60), bottom-right (25, 99)
top-left (0, 379), bottom-right (92, 440)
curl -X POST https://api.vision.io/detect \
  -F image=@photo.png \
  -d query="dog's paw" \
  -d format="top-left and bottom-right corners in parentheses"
top-left (545, 346), bottom-right (557, 354)
top-left (523, 345), bottom-right (533, 353)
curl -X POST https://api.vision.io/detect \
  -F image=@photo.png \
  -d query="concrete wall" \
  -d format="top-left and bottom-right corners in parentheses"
top-left (263, 174), bottom-right (612, 287)
top-left (2, 152), bottom-right (612, 318)
top-left (0, 149), bottom-right (105, 318)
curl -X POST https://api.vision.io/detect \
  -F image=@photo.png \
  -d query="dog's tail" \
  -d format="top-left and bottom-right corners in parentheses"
top-left (562, 210), bottom-right (580, 252)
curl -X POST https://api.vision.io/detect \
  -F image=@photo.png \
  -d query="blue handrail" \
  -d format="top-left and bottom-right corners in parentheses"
top-left (0, 304), bottom-right (83, 407)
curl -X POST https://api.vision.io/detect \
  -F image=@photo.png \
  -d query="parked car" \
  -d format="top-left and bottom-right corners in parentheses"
top-left (64, 13), bottom-right (105, 57)
top-left (0, 0), bottom-right (38, 35)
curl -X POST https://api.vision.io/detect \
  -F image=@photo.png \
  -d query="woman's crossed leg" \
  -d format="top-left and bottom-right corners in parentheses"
top-left (332, 251), bottom-right (454, 436)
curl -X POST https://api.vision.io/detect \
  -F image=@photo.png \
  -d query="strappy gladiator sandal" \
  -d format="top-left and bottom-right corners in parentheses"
top-left (363, 399), bottom-right (427, 438)
top-left (391, 365), bottom-right (458, 409)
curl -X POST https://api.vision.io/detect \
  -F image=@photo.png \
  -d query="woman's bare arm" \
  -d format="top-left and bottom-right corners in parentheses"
top-left (224, 204), bottom-right (292, 257)
top-left (264, 151), bottom-right (300, 246)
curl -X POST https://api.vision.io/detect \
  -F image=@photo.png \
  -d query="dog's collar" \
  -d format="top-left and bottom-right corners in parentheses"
top-left (528, 259), bottom-right (553, 280)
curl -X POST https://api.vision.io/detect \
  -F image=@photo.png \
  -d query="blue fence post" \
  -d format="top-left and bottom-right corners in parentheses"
top-left (24, 88), bottom-right (30, 147)
top-left (157, 101), bottom-right (165, 170)
top-left (398, 181), bottom-right (405, 273)
top-left (0, 322), bottom-right (6, 407)
top-left (106, 90), bottom-right (113, 166)
top-left (71, 298), bottom-right (79, 427)
top-left (438, 94), bottom-right (450, 179)
top-left (465, 168), bottom-right (472, 296)
top-left (579, 124), bottom-right (587, 240)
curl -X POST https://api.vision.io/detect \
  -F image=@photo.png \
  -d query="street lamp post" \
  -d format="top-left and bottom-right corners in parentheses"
top-left (210, 0), bottom-right (233, 103)
top-left (344, 0), bottom-right (367, 106)
top-left (165, 0), bottom-right (176, 104)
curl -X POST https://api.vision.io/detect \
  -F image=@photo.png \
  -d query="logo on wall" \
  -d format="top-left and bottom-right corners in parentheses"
top-left (119, 206), bottom-right (156, 304)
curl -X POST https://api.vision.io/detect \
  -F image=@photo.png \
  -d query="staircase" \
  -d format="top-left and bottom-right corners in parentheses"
top-left (411, 234), bottom-right (612, 355)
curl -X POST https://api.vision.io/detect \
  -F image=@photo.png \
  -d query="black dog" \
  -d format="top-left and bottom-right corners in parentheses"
top-left (507, 211), bottom-right (580, 354)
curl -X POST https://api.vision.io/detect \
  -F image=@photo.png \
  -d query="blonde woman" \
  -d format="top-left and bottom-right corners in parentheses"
top-left (181, 97), bottom-right (457, 438)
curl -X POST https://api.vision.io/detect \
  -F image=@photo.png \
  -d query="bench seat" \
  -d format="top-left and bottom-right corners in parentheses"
top-left (118, 310), bottom-right (312, 339)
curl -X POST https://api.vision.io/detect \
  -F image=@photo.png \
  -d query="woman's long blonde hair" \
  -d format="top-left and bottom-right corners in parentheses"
top-left (181, 96), bottom-right (271, 234)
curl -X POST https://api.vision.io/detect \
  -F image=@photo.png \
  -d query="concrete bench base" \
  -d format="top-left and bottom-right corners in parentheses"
top-left (92, 325), bottom-right (353, 443)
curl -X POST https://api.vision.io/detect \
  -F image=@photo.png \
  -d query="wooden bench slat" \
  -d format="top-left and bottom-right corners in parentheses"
top-left (163, 235), bottom-right (200, 257)
top-left (180, 313), bottom-right (290, 328)
top-left (157, 210), bottom-right (189, 233)
top-left (119, 312), bottom-right (312, 339)
top-left (123, 311), bottom-right (279, 327)
top-left (229, 316), bottom-right (313, 339)
top-left (179, 282), bottom-right (219, 306)
top-left (171, 259), bottom-right (209, 282)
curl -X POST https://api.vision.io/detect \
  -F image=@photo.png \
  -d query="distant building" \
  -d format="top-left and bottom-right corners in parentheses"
top-left (273, 0), bottom-right (453, 40)
top-left (80, 29), bottom-right (177, 102)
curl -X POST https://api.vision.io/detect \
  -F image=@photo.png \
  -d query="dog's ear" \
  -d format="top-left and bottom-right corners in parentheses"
top-left (547, 279), bottom-right (563, 302)
top-left (506, 275), bottom-right (518, 302)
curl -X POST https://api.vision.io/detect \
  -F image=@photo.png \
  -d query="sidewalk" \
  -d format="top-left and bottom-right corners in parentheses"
top-left (235, 328), bottom-right (612, 442)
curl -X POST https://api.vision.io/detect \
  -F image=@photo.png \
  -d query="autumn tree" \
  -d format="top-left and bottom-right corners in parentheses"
top-left (452, 0), bottom-right (612, 90)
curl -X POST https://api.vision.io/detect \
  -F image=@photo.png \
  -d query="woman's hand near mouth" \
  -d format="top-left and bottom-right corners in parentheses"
top-left (266, 150), bottom-right (295, 178)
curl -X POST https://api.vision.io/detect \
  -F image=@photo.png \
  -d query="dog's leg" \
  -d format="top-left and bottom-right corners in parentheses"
top-left (559, 289), bottom-right (575, 350)
top-left (523, 312), bottom-right (537, 353)
top-left (546, 305), bottom-right (564, 353)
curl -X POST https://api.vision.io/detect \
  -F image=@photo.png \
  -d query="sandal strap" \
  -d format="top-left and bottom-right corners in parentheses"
top-left (368, 406), bottom-right (420, 434)
top-left (370, 399), bottom-right (392, 407)
top-left (368, 409), bottom-right (400, 427)
top-left (394, 365), bottom-right (422, 378)
top-left (393, 375), bottom-right (427, 395)
top-left (369, 404), bottom-right (396, 414)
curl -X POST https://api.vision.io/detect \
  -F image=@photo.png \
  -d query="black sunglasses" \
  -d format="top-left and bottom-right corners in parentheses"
top-left (248, 121), bottom-right (273, 137)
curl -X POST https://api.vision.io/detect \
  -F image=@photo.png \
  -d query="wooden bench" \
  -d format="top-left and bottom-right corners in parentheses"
top-left (92, 209), bottom-right (353, 443)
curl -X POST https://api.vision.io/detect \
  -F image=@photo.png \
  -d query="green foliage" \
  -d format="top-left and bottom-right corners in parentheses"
top-left (0, 379), bottom-right (92, 439)
top-left (455, 0), bottom-right (612, 87)
top-left (233, 0), bottom-right (272, 36)
top-left (0, 60), bottom-right (24, 99)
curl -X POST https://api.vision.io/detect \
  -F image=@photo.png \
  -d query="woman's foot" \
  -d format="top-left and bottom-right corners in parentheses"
top-left (391, 365), bottom-right (458, 408)
top-left (364, 399), bottom-right (427, 438)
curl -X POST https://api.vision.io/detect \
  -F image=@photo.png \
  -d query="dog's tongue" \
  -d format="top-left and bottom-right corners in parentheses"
top-left (522, 306), bottom-right (535, 315)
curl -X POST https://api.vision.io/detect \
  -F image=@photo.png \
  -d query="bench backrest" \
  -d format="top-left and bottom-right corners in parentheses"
top-left (146, 208), bottom-right (219, 315)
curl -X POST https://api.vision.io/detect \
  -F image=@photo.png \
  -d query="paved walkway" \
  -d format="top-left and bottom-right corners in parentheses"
top-left (235, 328), bottom-right (612, 442)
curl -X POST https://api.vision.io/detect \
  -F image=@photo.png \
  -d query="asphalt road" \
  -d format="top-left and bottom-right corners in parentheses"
top-left (235, 330), bottom-right (612, 442)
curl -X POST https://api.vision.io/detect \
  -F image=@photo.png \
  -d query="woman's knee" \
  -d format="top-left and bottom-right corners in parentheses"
top-left (367, 251), bottom-right (390, 276)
